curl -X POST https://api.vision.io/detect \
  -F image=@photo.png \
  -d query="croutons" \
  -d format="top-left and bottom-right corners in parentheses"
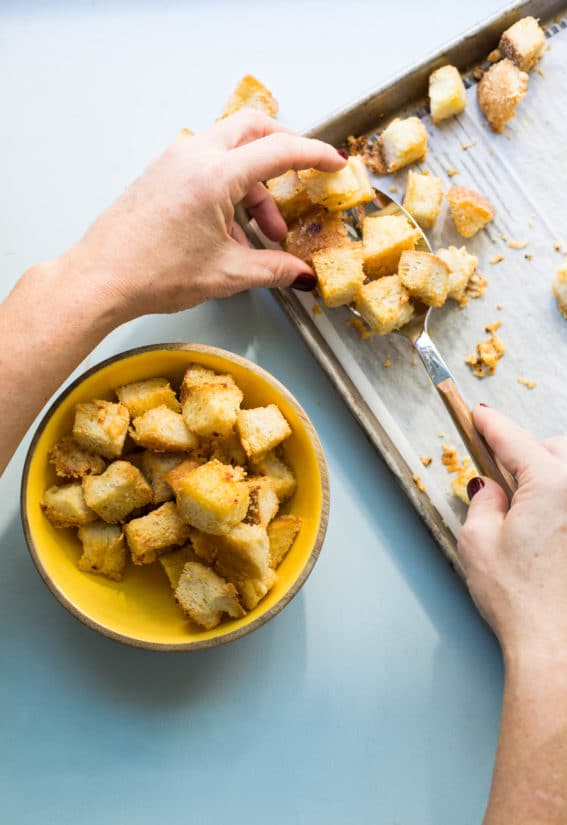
top-left (124, 502), bottom-right (191, 565)
top-left (237, 569), bottom-right (278, 611)
top-left (266, 171), bottom-right (312, 223)
top-left (267, 515), bottom-right (302, 568)
top-left (402, 171), bottom-right (443, 229)
top-left (159, 545), bottom-right (199, 589)
top-left (437, 245), bottom-right (479, 303)
top-left (210, 432), bottom-right (247, 467)
top-left (116, 377), bottom-right (180, 419)
top-left (298, 156), bottom-right (375, 212)
top-left (428, 65), bottom-right (467, 123)
top-left (236, 405), bottom-right (292, 460)
top-left (174, 460), bottom-right (249, 535)
top-left (180, 364), bottom-right (236, 404)
top-left (355, 275), bottom-right (415, 335)
top-left (48, 435), bottom-right (106, 479)
top-left (361, 214), bottom-right (420, 278)
top-left (499, 16), bottom-right (546, 72)
top-left (181, 382), bottom-right (243, 439)
top-left (73, 400), bottom-right (130, 460)
top-left (244, 476), bottom-right (279, 527)
top-left (378, 117), bottom-right (428, 173)
top-left (191, 529), bottom-right (221, 564)
top-left (553, 259), bottom-right (567, 319)
top-left (164, 456), bottom-right (206, 496)
top-left (140, 451), bottom-right (187, 504)
top-left (41, 482), bottom-right (97, 528)
top-left (130, 405), bottom-right (198, 452)
top-left (175, 562), bottom-right (245, 630)
top-left (77, 521), bottom-right (127, 581)
top-left (221, 74), bottom-right (278, 119)
top-left (250, 450), bottom-right (297, 502)
top-left (446, 186), bottom-right (495, 238)
top-left (215, 523), bottom-right (272, 582)
top-left (312, 243), bottom-right (365, 308)
top-left (477, 58), bottom-right (528, 133)
top-left (398, 250), bottom-right (450, 307)
top-left (82, 460), bottom-right (153, 523)
top-left (284, 206), bottom-right (349, 267)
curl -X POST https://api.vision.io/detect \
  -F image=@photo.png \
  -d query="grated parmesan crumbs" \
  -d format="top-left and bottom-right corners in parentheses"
top-left (490, 255), bottom-right (505, 264)
top-left (517, 377), bottom-right (537, 390)
top-left (507, 240), bottom-right (528, 249)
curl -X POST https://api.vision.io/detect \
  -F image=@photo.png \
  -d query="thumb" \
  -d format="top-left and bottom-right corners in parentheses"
top-left (227, 245), bottom-right (317, 291)
top-left (458, 477), bottom-right (509, 570)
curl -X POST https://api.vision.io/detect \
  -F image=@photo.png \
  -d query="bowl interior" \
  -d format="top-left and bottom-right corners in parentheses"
top-left (23, 346), bottom-right (326, 649)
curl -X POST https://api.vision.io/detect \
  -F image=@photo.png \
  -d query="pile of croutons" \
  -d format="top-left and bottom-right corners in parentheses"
top-left (41, 365), bottom-right (302, 631)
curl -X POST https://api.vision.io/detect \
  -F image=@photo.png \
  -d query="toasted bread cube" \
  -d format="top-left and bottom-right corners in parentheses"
top-left (191, 529), bottom-right (222, 563)
top-left (77, 521), bottom-right (127, 581)
top-left (210, 432), bottom-right (247, 467)
top-left (245, 476), bottom-right (279, 527)
top-left (378, 117), bottom-right (428, 173)
top-left (116, 377), bottom-right (180, 418)
top-left (355, 275), bottom-right (414, 335)
top-left (82, 460), bottom-right (152, 523)
top-left (250, 450), bottom-right (297, 502)
top-left (181, 382), bottom-right (243, 439)
top-left (180, 364), bottom-right (236, 404)
top-left (284, 206), bottom-right (349, 267)
top-left (298, 156), bottom-right (374, 212)
top-left (362, 214), bottom-right (420, 278)
top-left (499, 16), bottom-right (546, 72)
top-left (159, 545), bottom-right (200, 589)
top-left (237, 569), bottom-right (277, 611)
top-left (428, 65), bottom-right (467, 123)
top-left (130, 405), bottom-right (198, 452)
top-left (124, 501), bottom-right (191, 565)
top-left (215, 523), bottom-right (272, 582)
top-left (221, 74), bottom-right (278, 119)
top-left (164, 456), bottom-right (206, 496)
top-left (175, 562), bottom-right (245, 630)
top-left (312, 243), bottom-right (365, 308)
top-left (236, 405), bottom-right (291, 460)
top-left (553, 259), bottom-right (567, 319)
top-left (437, 245), bottom-right (478, 303)
top-left (73, 400), bottom-right (130, 460)
top-left (402, 171), bottom-right (443, 229)
top-left (49, 435), bottom-right (106, 479)
top-left (398, 250), bottom-right (450, 307)
top-left (175, 460), bottom-right (249, 535)
top-left (446, 186), bottom-right (495, 238)
top-left (41, 482), bottom-right (97, 528)
top-left (139, 451), bottom-right (187, 504)
top-left (267, 515), bottom-right (302, 567)
top-left (266, 171), bottom-right (312, 222)
top-left (477, 58), bottom-right (528, 133)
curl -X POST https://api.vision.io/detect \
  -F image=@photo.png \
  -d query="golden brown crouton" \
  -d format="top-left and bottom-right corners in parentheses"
top-left (73, 400), bottom-right (130, 460)
top-left (312, 243), bottom-right (365, 308)
top-left (179, 364), bottom-right (236, 404)
top-left (191, 529), bottom-right (221, 563)
top-left (402, 171), bottom-right (443, 229)
top-left (237, 569), bottom-right (278, 611)
top-left (398, 250), bottom-right (450, 307)
top-left (41, 482), bottom-right (97, 528)
top-left (244, 476), bottom-right (279, 527)
top-left (221, 74), bottom-right (278, 119)
top-left (236, 405), bottom-right (292, 460)
top-left (267, 515), bottom-right (302, 568)
top-left (477, 58), bottom-right (528, 133)
top-left (181, 382), bottom-right (243, 439)
top-left (139, 451), bottom-right (187, 504)
top-left (130, 405), bottom-right (198, 452)
top-left (159, 545), bottom-right (199, 589)
top-left (174, 460), bottom-right (249, 535)
top-left (175, 562), bottom-right (245, 630)
top-left (499, 16), bottom-right (546, 72)
top-left (298, 156), bottom-right (375, 212)
top-left (361, 214), bottom-right (420, 278)
top-left (436, 245), bottom-right (479, 303)
top-left (378, 117), bottom-right (428, 173)
top-left (82, 460), bottom-right (153, 523)
top-left (48, 435), bottom-right (106, 479)
top-left (428, 65), bottom-right (467, 123)
top-left (164, 456), bottom-right (206, 496)
top-left (124, 501), bottom-right (191, 565)
top-left (355, 275), bottom-right (415, 335)
top-left (77, 521), bottom-right (127, 581)
top-left (266, 171), bottom-right (312, 222)
top-left (116, 377), bottom-right (180, 418)
top-left (284, 206), bottom-right (349, 267)
top-left (215, 523), bottom-right (272, 582)
top-left (210, 432), bottom-right (247, 467)
top-left (446, 186), bottom-right (495, 238)
top-left (250, 450), bottom-right (297, 502)
top-left (553, 259), bottom-right (567, 319)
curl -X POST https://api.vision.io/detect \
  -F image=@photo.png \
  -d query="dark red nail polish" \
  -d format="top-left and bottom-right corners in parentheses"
top-left (479, 402), bottom-right (489, 407)
top-left (467, 477), bottom-right (485, 500)
top-left (291, 274), bottom-right (317, 291)
top-left (337, 149), bottom-right (349, 159)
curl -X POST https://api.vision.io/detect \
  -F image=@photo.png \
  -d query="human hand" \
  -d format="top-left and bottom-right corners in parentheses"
top-left (60, 110), bottom-right (345, 320)
top-left (458, 405), bottom-right (567, 663)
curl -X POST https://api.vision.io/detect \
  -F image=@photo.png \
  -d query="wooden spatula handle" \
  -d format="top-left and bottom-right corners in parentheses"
top-left (437, 378), bottom-right (517, 502)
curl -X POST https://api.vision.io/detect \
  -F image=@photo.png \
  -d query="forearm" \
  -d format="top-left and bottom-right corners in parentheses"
top-left (484, 650), bottom-right (567, 824)
top-left (0, 254), bottom-right (125, 472)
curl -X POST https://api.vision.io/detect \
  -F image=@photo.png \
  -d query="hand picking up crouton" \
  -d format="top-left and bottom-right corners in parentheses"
top-left (40, 367), bottom-right (302, 631)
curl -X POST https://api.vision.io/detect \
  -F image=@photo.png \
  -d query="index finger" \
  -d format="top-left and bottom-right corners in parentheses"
top-left (472, 405), bottom-right (553, 480)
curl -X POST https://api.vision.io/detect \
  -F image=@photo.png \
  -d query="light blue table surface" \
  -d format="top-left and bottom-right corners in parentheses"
top-left (0, 2), bottom-right (509, 823)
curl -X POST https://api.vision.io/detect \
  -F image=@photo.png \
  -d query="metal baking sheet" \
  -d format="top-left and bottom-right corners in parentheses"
top-left (264, 0), bottom-right (567, 573)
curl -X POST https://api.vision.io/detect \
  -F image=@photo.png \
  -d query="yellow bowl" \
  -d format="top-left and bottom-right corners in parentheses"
top-left (21, 343), bottom-right (329, 651)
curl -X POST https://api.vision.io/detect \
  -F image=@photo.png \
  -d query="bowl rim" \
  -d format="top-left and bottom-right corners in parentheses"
top-left (20, 342), bottom-right (330, 653)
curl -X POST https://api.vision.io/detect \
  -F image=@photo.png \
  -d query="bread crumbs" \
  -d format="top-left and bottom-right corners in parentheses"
top-left (347, 317), bottom-right (374, 340)
top-left (441, 444), bottom-right (476, 504)
top-left (525, 253), bottom-right (533, 261)
top-left (490, 255), bottom-right (505, 264)
top-left (487, 48), bottom-right (501, 62)
top-left (447, 168), bottom-right (459, 177)
top-left (465, 321), bottom-right (505, 378)
top-left (517, 377), bottom-right (537, 389)
top-left (412, 474), bottom-right (426, 493)
top-left (389, 185), bottom-right (398, 194)
top-left (461, 140), bottom-right (477, 151)
top-left (311, 303), bottom-right (322, 316)
top-left (383, 358), bottom-right (392, 367)
top-left (420, 455), bottom-right (432, 467)
top-left (507, 240), bottom-right (528, 249)
top-left (465, 272), bottom-right (488, 300)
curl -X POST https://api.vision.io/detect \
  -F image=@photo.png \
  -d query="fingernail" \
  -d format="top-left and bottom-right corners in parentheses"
top-left (291, 274), bottom-right (317, 291)
top-left (479, 402), bottom-right (489, 407)
top-left (337, 149), bottom-right (349, 160)
top-left (466, 477), bottom-right (485, 500)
